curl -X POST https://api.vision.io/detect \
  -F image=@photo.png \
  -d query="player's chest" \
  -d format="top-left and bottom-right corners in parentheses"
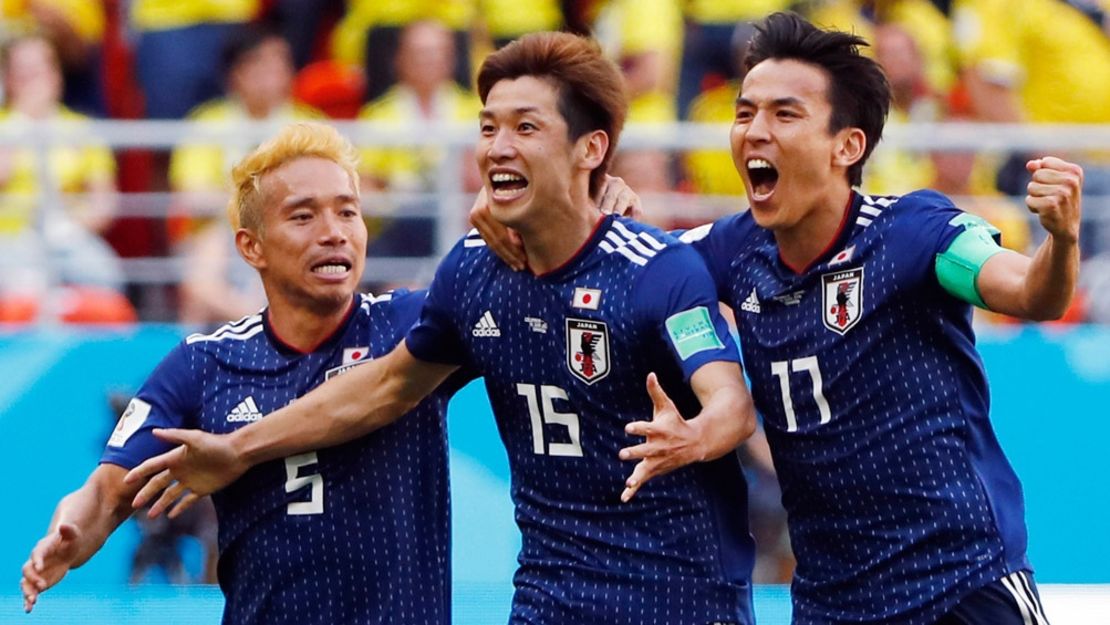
top-left (727, 237), bottom-right (916, 356)
top-left (460, 280), bottom-right (640, 386)
top-left (196, 347), bottom-right (377, 433)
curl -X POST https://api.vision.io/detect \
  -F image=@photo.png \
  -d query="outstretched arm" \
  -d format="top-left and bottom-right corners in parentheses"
top-left (21, 464), bottom-right (138, 613)
top-left (126, 342), bottom-right (458, 514)
top-left (976, 157), bottom-right (1082, 320)
top-left (619, 361), bottom-right (756, 502)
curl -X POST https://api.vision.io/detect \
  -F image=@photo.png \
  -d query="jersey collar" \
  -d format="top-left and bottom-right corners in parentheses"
top-left (263, 294), bottom-right (359, 356)
top-left (533, 213), bottom-right (613, 281)
top-left (779, 191), bottom-right (861, 275)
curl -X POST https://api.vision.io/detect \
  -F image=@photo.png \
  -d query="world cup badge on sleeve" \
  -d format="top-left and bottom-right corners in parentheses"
top-left (566, 318), bottom-right (610, 384)
top-left (821, 267), bottom-right (864, 335)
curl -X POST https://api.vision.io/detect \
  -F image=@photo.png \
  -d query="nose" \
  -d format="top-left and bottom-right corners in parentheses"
top-left (487, 128), bottom-right (517, 161)
top-left (745, 109), bottom-right (772, 144)
top-left (317, 210), bottom-right (348, 246)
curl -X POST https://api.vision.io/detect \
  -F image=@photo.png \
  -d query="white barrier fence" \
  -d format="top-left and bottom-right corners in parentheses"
top-left (1, 120), bottom-right (1108, 307)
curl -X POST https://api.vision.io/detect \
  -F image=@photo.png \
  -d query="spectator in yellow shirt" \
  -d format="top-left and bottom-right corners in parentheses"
top-left (0, 35), bottom-right (122, 299)
top-left (169, 27), bottom-right (319, 324)
top-left (950, 0), bottom-right (1110, 253)
top-left (0, 0), bottom-right (107, 114)
top-left (358, 20), bottom-right (481, 259)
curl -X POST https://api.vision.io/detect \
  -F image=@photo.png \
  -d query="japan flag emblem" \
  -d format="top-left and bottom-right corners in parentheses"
top-left (572, 287), bottom-right (602, 310)
top-left (821, 267), bottom-right (864, 335)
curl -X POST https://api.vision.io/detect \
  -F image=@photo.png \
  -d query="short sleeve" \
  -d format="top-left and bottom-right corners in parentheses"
top-left (404, 242), bottom-right (472, 367)
top-left (633, 245), bottom-right (741, 381)
top-left (676, 214), bottom-right (741, 300)
top-left (100, 342), bottom-right (202, 470)
top-left (888, 190), bottom-right (1002, 288)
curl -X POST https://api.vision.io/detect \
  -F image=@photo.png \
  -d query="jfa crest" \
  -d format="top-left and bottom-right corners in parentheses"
top-left (821, 267), bottom-right (864, 335)
top-left (566, 318), bottom-right (610, 384)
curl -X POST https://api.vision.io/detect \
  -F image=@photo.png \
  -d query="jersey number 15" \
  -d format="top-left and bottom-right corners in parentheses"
top-left (517, 383), bottom-right (583, 457)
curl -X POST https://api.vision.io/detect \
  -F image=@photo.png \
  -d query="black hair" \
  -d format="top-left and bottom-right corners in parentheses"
top-left (222, 23), bottom-right (285, 77)
top-left (743, 12), bottom-right (891, 186)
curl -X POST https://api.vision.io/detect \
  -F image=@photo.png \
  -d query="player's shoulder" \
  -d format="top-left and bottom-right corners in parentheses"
top-left (677, 210), bottom-right (759, 253)
top-left (183, 311), bottom-right (267, 353)
top-left (595, 216), bottom-right (681, 270)
top-left (359, 288), bottom-right (427, 319)
top-left (860, 189), bottom-right (958, 224)
top-left (450, 228), bottom-right (502, 268)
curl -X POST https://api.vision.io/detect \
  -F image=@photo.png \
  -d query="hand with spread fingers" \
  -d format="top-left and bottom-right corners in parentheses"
top-left (1025, 156), bottom-right (1083, 243)
top-left (619, 373), bottom-right (709, 503)
top-left (20, 523), bottom-right (81, 613)
top-left (125, 428), bottom-right (246, 518)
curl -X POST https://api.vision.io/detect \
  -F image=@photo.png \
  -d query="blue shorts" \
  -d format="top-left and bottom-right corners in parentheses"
top-left (936, 571), bottom-right (1050, 625)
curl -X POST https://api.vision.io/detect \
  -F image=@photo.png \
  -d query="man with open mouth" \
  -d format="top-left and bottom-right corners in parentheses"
top-left (123, 32), bottom-right (761, 625)
top-left (679, 12), bottom-right (1079, 625)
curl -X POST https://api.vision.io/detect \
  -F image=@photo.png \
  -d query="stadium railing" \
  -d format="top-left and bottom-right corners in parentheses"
top-left (1, 119), bottom-right (1108, 319)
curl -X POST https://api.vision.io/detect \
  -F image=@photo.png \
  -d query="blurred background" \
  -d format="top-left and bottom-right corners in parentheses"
top-left (0, 0), bottom-right (1108, 623)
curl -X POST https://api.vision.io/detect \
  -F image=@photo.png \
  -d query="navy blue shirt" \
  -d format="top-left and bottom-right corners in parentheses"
top-left (685, 191), bottom-right (1030, 624)
top-left (102, 291), bottom-right (453, 625)
top-left (407, 216), bottom-right (755, 625)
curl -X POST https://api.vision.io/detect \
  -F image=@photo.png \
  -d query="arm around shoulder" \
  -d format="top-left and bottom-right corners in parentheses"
top-left (233, 340), bottom-right (459, 465)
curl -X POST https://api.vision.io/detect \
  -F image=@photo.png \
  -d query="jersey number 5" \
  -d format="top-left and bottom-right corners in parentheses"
top-left (770, 356), bottom-right (832, 432)
top-left (284, 452), bottom-right (324, 515)
top-left (516, 383), bottom-right (583, 457)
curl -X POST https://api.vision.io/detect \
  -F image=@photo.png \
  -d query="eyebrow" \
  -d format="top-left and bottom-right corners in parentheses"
top-left (281, 192), bottom-right (359, 209)
top-left (736, 96), bottom-right (806, 108)
top-left (480, 106), bottom-right (542, 119)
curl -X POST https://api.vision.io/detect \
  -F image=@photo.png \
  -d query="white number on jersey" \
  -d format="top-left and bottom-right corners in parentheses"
top-left (516, 383), bottom-right (583, 457)
top-left (770, 356), bottom-right (832, 432)
top-left (284, 452), bottom-right (324, 515)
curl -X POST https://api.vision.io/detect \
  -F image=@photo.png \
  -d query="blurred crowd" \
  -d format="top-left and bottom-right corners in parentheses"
top-left (1, 0), bottom-right (1108, 329)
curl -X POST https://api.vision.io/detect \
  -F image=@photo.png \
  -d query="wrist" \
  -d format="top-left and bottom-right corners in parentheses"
top-left (228, 428), bottom-right (262, 468)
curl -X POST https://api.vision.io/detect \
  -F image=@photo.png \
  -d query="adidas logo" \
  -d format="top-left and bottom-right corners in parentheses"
top-left (472, 310), bottom-right (501, 337)
top-left (740, 288), bottom-right (761, 314)
top-left (227, 396), bottom-right (264, 423)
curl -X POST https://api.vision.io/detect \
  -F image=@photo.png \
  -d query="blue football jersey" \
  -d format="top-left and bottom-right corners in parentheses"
top-left (685, 191), bottom-right (1030, 624)
top-left (101, 291), bottom-right (453, 625)
top-left (407, 215), bottom-right (755, 625)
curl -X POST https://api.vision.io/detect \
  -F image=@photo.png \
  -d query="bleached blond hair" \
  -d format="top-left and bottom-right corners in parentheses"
top-left (227, 122), bottom-right (360, 233)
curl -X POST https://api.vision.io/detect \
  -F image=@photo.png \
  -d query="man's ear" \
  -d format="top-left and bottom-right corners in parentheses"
top-left (833, 127), bottom-right (867, 170)
top-left (578, 130), bottom-right (609, 172)
top-left (236, 228), bottom-right (265, 270)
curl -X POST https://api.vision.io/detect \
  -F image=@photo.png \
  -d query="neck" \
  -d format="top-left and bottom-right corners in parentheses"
top-left (773, 184), bottom-right (853, 272)
top-left (265, 294), bottom-right (353, 352)
top-left (411, 84), bottom-right (439, 116)
top-left (517, 186), bottom-right (600, 275)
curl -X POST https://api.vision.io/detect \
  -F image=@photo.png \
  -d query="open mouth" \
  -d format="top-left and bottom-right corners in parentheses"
top-left (490, 171), bottom-right (529, 201)
top-left (312, 260), bottom-right (351, 276)
top-left (746, 158), bottom-right (779, 200)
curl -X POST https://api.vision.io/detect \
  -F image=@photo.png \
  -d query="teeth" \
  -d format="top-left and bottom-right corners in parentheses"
top-left (491, 172), bottom-right (525, 183)
top-left (314, 264), bottom-right (348, 274)
top-left (747, 158), bottom-right (773, 170)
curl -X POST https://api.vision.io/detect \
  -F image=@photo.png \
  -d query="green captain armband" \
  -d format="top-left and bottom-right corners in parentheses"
top-left (934, 213), bottom-right (1004, 309)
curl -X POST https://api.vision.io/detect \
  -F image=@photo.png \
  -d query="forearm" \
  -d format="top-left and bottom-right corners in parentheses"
top-left (687, 384), bottom-right (756, 462)
top-left (1019, 234), bottom-right (1080, 320)
top-left (232, 356), bottom-right (420, 466)
top-left (49, 477), bottom-right (133, 568)
top-left (230, 345), bottom-right (456, 467)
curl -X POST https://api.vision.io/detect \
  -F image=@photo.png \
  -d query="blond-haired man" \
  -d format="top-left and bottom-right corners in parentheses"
top-left (20, 122), bottom-right (457, 625)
